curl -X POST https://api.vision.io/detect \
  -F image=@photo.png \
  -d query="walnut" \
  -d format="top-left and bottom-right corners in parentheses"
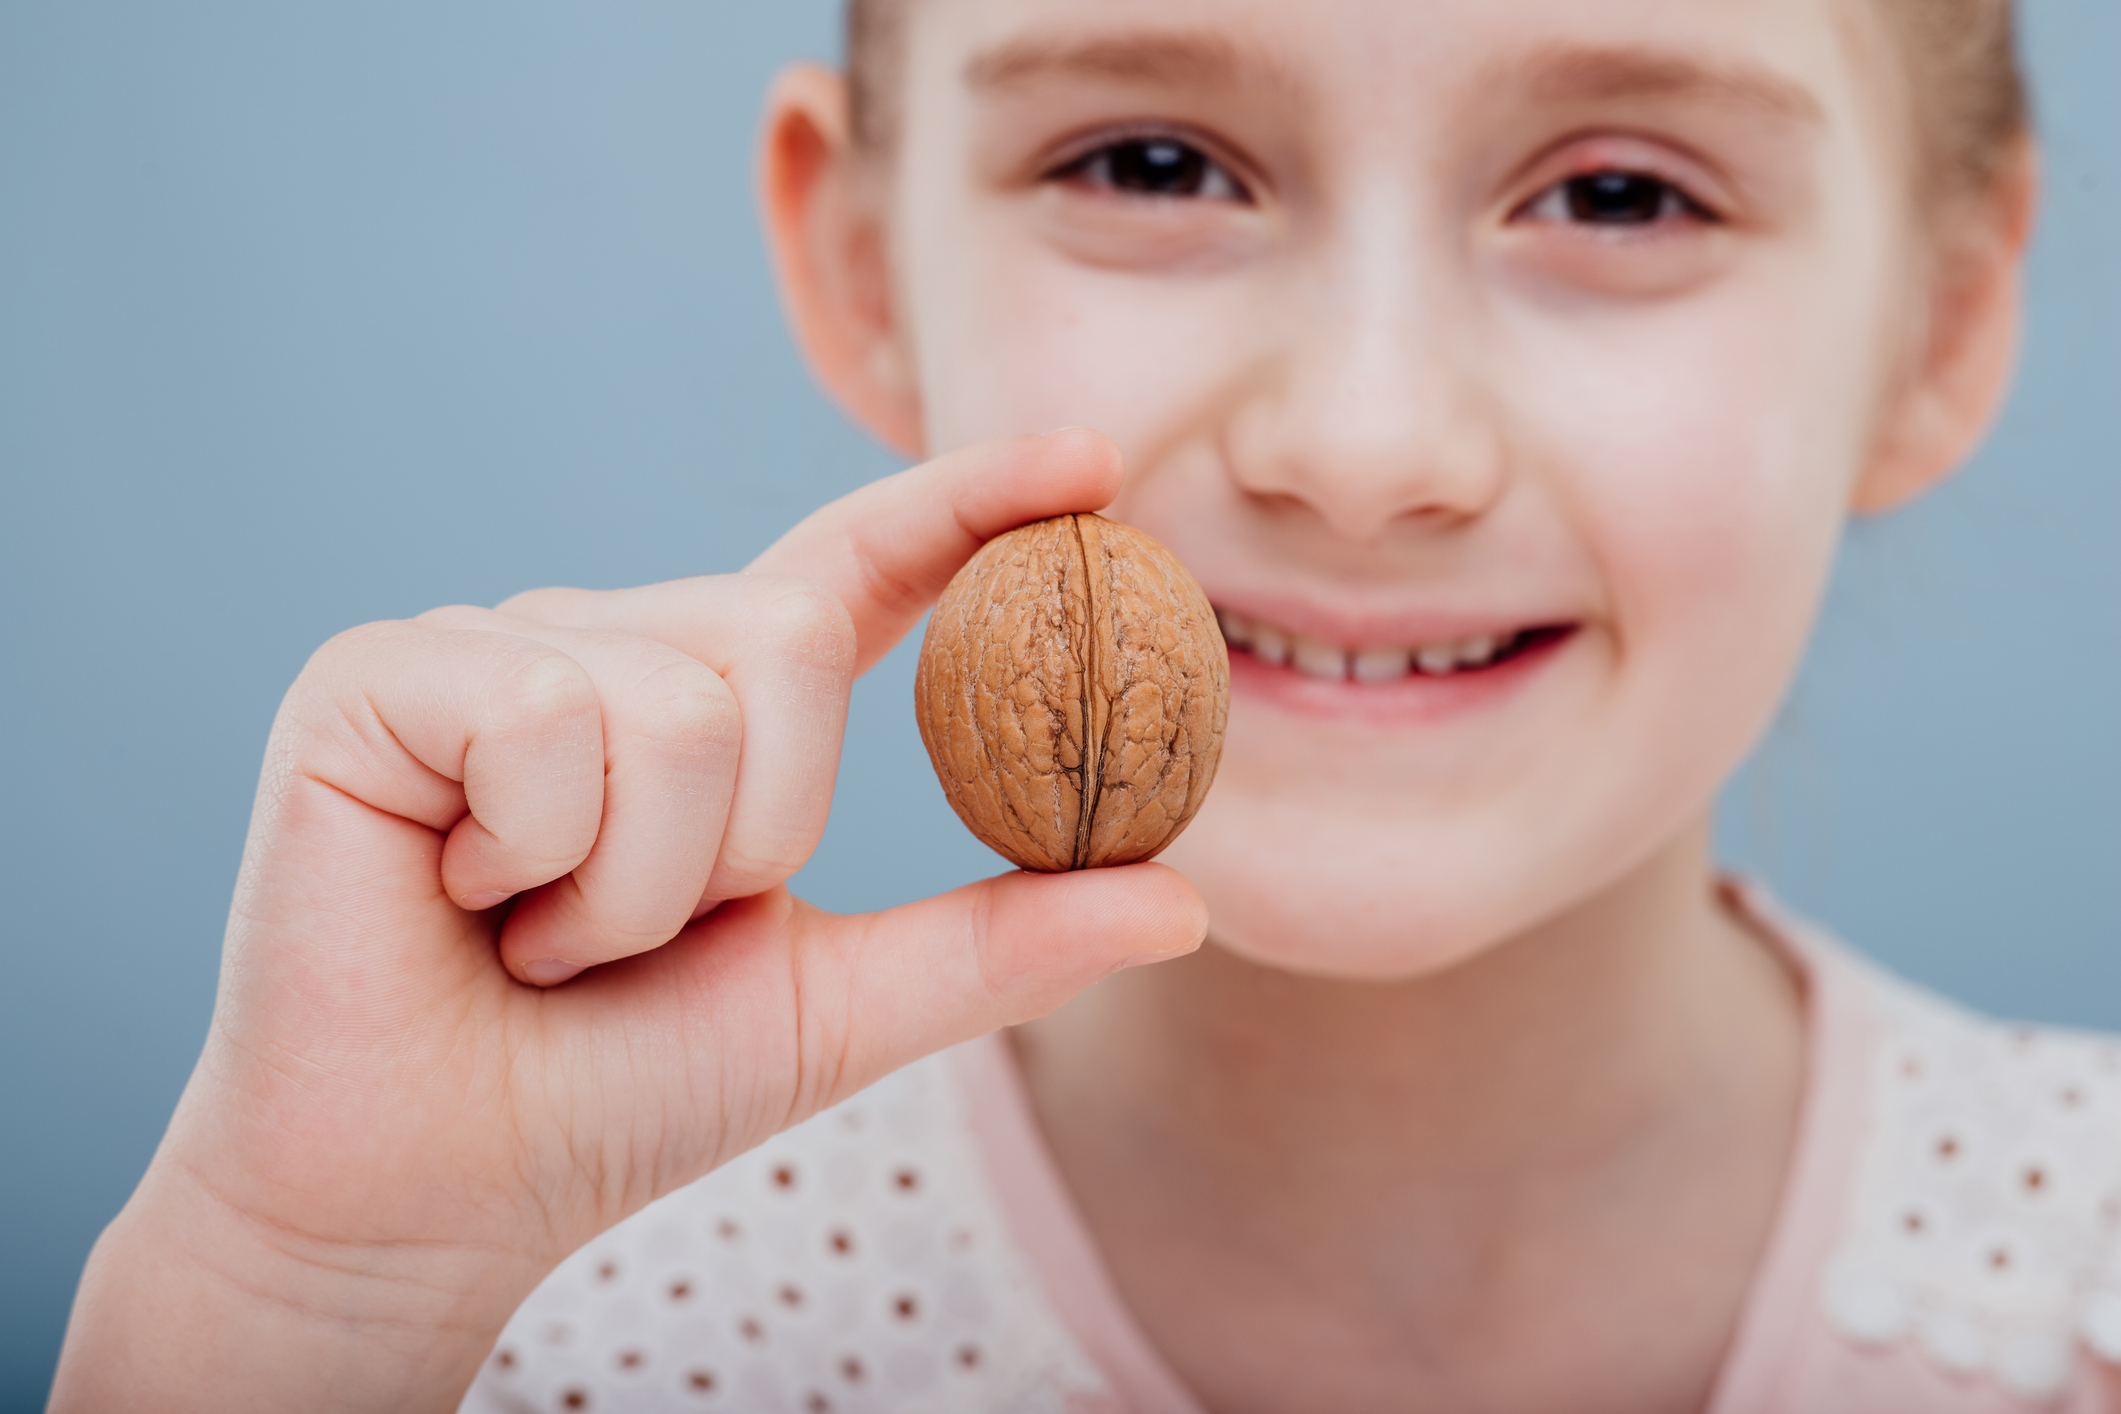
top-left (914, 514), bottom-right (1229, 872)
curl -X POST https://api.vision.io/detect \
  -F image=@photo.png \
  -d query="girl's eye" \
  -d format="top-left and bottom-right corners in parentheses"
top-left (1523, 171), bottom-right (1711, 227)
top-left (1054, 137), bottom-right (1250, 203)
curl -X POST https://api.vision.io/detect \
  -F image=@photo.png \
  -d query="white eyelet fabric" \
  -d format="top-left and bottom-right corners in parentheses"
top-left (1822, 963), bottom-right (2121, 1401)
top-left (459, 1053), bottom-right (1106, 1414)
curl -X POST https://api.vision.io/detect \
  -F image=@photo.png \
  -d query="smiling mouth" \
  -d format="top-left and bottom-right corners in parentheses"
top-left (1214, 608), bottom-right (1572, 683)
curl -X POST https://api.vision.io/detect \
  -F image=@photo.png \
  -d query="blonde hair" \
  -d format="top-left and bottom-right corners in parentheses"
top-left (1872, 0), bottom-right (2031, 207)
top-left (845, 0), bottom-right (904, 155)
top-left (842, 0), bottom-right (2031, 206)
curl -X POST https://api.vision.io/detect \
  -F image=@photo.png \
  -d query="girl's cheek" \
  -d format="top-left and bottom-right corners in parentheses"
top-left (909, 213), bottom-right (1263, 451)
top-left (1514, 276), bottom-right (1866, 595)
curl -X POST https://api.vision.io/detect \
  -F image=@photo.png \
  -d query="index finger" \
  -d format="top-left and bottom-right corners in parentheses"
top-left (746, 429), bottom-right (1123, 674)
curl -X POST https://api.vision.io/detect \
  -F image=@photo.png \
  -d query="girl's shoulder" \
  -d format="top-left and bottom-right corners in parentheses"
top-left (459, 1043), bottom-right (1106, 1414)
top-left (1730, 889), bottom-right (2121, 1411)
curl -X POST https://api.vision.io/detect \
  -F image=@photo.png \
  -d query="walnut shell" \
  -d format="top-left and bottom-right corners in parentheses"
top-left (914, 513), bottom-right (1229, 872)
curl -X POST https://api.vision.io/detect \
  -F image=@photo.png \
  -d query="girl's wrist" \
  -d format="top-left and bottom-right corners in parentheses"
top-left (50, 1154), bottom-right (543, 1413)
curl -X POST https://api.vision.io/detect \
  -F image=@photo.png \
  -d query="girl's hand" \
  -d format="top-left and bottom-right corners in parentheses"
top-left (49, 431), bottom-right (1207, 1414)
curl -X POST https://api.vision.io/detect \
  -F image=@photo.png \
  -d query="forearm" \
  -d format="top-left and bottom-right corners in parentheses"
top-left (50, 1160), bottom-right (538, 1414)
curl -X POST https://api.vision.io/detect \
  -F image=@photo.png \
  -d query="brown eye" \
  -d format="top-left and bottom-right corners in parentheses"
top-left (1057, 137), bottom-right (1249, 202)
top-left (1524, 170), bottom-right (1710, 227)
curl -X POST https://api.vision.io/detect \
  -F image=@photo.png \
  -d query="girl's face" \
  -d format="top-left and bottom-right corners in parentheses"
top-left (869, 0), bottom-right (1934, 978)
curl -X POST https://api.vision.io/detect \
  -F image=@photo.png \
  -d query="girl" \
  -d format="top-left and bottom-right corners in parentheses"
top-left (52, 0), bottom-right (2087, 1409)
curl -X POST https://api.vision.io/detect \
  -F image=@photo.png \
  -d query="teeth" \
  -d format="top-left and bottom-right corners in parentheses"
top-left (1352, 647), bottom-right (1412, 683)
top-left (1218, 609), bottom-right (1524, 682)
top-left (1415, 644), bottom-right (1459, 676)
top-left (1293, 636), bottom-right (1349, 680)
top-left (1250, 623), bottom-right (1290, 667)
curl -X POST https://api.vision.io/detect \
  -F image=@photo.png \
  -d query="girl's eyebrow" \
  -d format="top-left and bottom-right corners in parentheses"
top-left (961, 30), bottom-right (1822, 134)
top-left (1509, 43), bottom-right (1826, 128)
top-left (963, 29), bottom-right (1300, 99)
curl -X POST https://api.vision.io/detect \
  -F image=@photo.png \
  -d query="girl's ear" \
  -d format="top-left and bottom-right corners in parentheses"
top-left (758, 64), bottom-right (924, 458)
top-left (1854, 142), bottom-right (2040, 514)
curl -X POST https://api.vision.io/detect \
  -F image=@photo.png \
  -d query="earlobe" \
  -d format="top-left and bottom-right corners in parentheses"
top-left (758, 64), bottom-right (925, 458)
top-left (1853, 144), bottom-right (2040, 515)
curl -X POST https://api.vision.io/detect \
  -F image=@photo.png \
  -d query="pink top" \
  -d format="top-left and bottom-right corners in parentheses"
top-left (949, 886), bottom-right (2121, 1412)
top-left (465, 889), bottom-right (2121, 1413)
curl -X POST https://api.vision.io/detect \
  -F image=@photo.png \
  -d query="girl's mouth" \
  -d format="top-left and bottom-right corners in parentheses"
top-left (1214, 607), bottom-right (1574, 684)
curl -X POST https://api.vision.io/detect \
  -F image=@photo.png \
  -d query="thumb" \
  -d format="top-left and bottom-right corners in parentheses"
top-left (788, 862), bottom-right (1206, 1107)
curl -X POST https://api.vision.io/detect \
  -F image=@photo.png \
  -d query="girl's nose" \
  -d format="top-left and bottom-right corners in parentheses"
top-left (1224, 249), bottom-right (1509, 544)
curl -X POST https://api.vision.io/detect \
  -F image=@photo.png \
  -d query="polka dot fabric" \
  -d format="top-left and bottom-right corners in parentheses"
top-left (460, 885), bottom-right (2121, 1414)
top-left (1821, 957), bottom-right (2121, 1400)
top-left (460, 1055), bottom-right (1105, 1414)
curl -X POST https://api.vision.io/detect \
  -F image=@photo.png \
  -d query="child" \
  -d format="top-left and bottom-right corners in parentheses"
top-left (50, 0), bottom-right (2091, 1409)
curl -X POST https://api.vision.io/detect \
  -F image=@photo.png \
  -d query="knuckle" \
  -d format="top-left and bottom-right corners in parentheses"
top-left (745, 576), bottom-right (858, 677)
top-left (296, 620), bottom-right (418, 700)
top-left (487, 647), bottom-right (601, 735)
top-left (628, 656), bottom-right (741, 750)
top-left (412, 603), bottom-right (499, 631)
top-left (285, 620), bottom-right (409, 736)
top-left (312, 617), bottom-right (411, 662)
top-left (494, 585), bottom-right (589, 623)
top-left (970, 883), bottom-right (1012, 1007)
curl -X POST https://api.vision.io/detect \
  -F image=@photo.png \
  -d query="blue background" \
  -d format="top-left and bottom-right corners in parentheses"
top-left (1, 1), bottom-right (2115, 1405)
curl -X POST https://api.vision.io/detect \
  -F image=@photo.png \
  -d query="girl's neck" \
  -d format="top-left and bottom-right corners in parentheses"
top-left (1017, 821), bottom-right (1799, 1187)
top-left (1009, 819), bottom-right (1808, 1411)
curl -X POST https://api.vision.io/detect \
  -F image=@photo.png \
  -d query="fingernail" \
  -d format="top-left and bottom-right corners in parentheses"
top-left (521, 959), bottom-right (584, 988)
top-left (1119, 922), bottom-right (1207, 970)
top-left (460, 890), bottom-right (512, 911)
top-left (1120, 950), bottom-right (1185, 971)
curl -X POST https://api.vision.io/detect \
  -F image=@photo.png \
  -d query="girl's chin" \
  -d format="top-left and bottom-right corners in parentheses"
top-left (1159, 831), bottom-right (1533, 983)
top-left (1197, 923), bottom-right (1502, 984)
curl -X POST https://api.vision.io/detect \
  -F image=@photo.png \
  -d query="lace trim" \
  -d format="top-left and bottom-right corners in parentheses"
top-left (1823, 962), bottom-right (2121, 1399)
